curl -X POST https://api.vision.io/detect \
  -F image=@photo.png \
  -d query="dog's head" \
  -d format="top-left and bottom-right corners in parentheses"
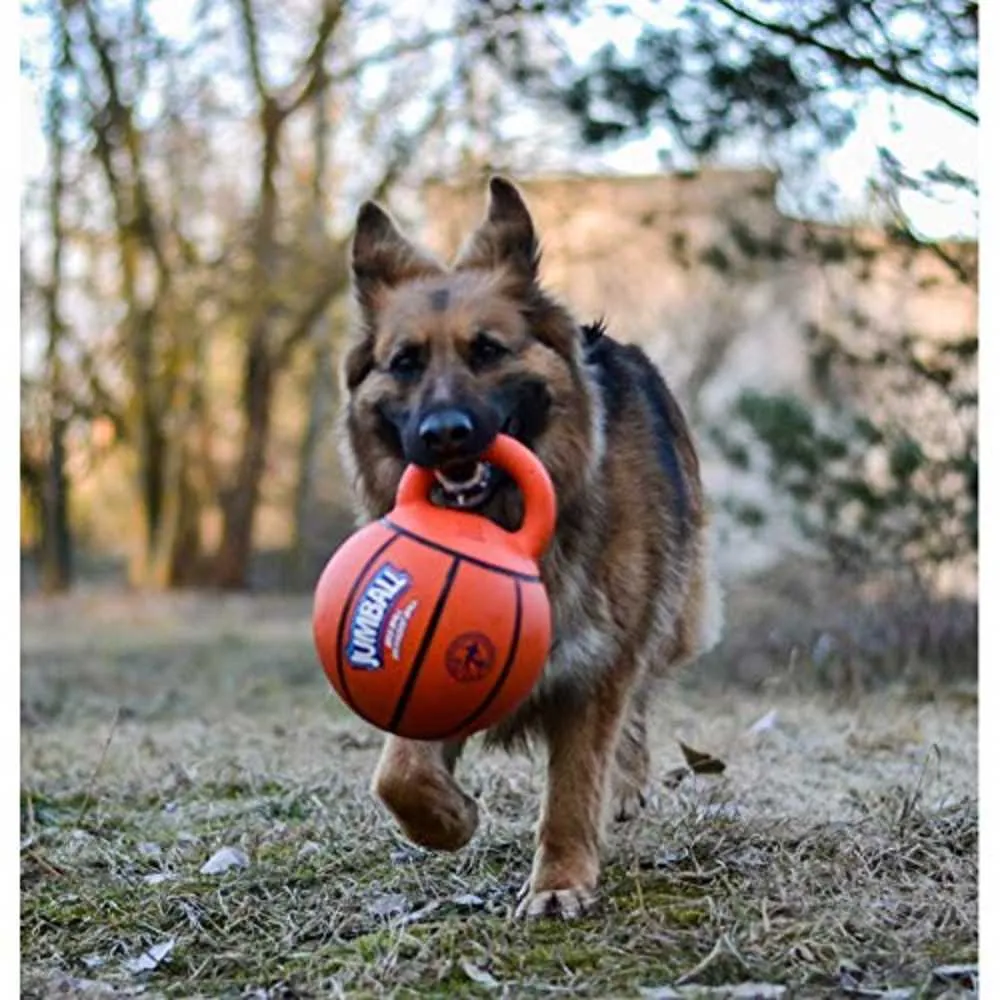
top-left (342, 177), bottom-right (600, 521)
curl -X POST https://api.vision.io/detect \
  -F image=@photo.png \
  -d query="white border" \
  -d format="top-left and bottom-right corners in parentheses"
top-left (977, 0), bottom-right (994, 992)
top-left (6, 2), bottom-right (986, 994)
top-left (8, 0), bottom-right (26, 991)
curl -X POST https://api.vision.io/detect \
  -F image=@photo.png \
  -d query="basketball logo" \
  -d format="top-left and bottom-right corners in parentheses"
top-left (345, 563), bottom-right (412, 671)
top-left (445, 632), bottom-right (496, 682)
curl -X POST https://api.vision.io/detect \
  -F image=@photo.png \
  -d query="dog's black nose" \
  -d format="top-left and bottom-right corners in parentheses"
top-left (417, 408), bottom-right (475, 460)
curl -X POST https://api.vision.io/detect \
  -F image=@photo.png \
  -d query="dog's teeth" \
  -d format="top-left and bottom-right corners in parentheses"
top-left (431, 461), bottom-right (494, 509)
top-left (435, 462), bottom-right (489, 495)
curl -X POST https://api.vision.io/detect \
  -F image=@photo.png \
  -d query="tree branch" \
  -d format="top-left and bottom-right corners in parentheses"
top-left (272, 84), bottom-right (453, 368)
top-left (235, 0), bottom-right (270, 101)
top-left (890, 223), bottom-right (977, 288)
top-left (76, 0), bottom-right (170, 279)
top-left (708, 0), bottom-right (978, 124)
top-left (277, 0), bottom-right (345, 118)
top-left (273, 247), bottom-right (350, 369)
top-left (326, 29), bottom-right (453, 87)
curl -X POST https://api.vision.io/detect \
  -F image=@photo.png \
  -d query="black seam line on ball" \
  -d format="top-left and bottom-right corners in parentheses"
top-left (432, 576), bottom-right (525, 741)
top-left (335, 532), bottom-right (401, 719)
top-left (381, 518), bottom-right (541, 582)
top-left (389, 556), bottom-right (461, 733)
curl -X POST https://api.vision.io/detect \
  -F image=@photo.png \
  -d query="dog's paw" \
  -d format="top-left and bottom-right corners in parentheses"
top-left (373, 767), bottom-right (479, 852)
top-left (515, 886), bottom-right (597, 920)
top-left (397, 791), bottom-right (478, 852)
top-left (612, 784), bottom-right (648, 822)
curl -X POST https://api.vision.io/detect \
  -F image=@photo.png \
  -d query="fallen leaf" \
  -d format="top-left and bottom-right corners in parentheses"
top-left (663, 766), bottom-right (691, 789)
top-left (142, 872), bottom-right (175, 885)
top-left (748, 710), bottom-right (779, 735)
top-left (831, 960), bottom-right (912, 1000)
top-left (639, 987), bottom-right (682, 999)
top-left (701, 802), bottom-right (741, 821)
top-left (679, 741), bottom-right (727, 775)
top-left (459, 959), bottom-right (499, 989)
top-left (837, 958), bottom-right (865, 990)
top-left (654, 847), bottom-right (688, 868)
top-left (199, 846), bottom-right (249, 875)
top-left (838, 988), bottom-right (911, 999)
top-left (400, 900), bottom-right (441, 925)
top-left (452, 892), bottom-right (486, 909)
top-left (932, 964), bottom-right (977, 989)
top-left (49, 977), bottom-right (118, 996)
top-left (706, 986), bottom-right (787, 999)
top-left (368, 892), bottom-right (409, 918)
top-left (646, 982), bottom-right (787, 999)
top-left (390, 846), bottom-right (426, 864)
top-left (123, 938), bottom-right (175, 974)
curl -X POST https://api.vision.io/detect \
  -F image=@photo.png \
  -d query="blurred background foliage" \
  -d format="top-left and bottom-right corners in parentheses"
top-left (20, 0), bottom-right (977, 682)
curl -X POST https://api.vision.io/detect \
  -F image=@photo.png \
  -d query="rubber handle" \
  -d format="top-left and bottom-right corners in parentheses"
top-left (393, 434), bottom-right (557, 561)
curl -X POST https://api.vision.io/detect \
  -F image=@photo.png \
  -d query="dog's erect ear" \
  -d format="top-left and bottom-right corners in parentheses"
top-left (351, 201), bottom-right (443, 321)
top-left (453, 177), bottom-right (539, 284)
top-left (343, 333), bottom-right (375, 392)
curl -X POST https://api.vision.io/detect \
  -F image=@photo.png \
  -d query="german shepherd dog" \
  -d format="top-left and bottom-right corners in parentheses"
top-left (340, 177), bottom-right (722, 919)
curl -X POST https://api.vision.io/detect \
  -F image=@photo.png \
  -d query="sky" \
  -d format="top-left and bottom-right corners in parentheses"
top-left (19, 0), bottom-right (978, 240)
top-left (557, 1), bottom-right (978, 239)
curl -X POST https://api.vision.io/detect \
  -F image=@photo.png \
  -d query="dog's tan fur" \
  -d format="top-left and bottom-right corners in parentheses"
top-left (339, 177), bottom-right (722, 918)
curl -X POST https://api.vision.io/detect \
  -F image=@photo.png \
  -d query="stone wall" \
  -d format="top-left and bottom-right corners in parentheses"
top-left (417, 171), bottom-right (978, 583)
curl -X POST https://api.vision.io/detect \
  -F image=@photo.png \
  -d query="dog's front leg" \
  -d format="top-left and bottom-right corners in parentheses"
top-left (371, 736), bottom-right (478, 851)
top-left (516, 673), bottom-right (634, 919)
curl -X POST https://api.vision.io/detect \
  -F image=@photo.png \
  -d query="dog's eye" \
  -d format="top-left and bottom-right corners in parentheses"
top-left (388, 344), bottom-right (425, 380)
top-left (470, 332), bottom-right (510, 371)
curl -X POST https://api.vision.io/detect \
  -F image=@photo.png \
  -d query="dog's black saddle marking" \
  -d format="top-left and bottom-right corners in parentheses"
top-left (581, 319), bottom-right (607, 348)
top-left (584, 322), bottom-right (689, 522)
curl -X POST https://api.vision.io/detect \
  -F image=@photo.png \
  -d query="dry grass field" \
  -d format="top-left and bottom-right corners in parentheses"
top-left (20, 590), bottom-right (977, 999)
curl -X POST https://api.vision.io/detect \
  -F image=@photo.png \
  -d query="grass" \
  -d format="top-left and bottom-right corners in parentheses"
top-left (20, 590), bottom-right (978, 999)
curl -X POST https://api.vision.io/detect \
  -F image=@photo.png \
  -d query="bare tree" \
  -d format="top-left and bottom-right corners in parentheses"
top-left (28, 0), bottom-right (510, 589)
top-left (212, 0), bottom-right (349, 588)
top-left (291, 73), bottom-right (338, 578)
top-left (23, 2), bottom-right (76, 592)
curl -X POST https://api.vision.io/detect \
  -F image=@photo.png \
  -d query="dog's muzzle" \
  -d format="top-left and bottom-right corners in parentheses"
top-left (429, 413), bottom-right (527, 511)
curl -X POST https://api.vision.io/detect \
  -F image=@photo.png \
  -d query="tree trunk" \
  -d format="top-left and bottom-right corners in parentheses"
top-left (168, 482), bottom-right (207, 586)
top-left (127, 373), bottom-right (211, 589)
top-left (40, 15), bottom-right (73, 593)
top-left (147, 433), bottom-right (205, 588)
top-left (291, 327), bottom-right (335, 580)
top-left (40, 418), bottom-right (72, 592)
top-left (214, 345), bottom-right (274, 589)
top-left (291, 78), bottom-right (335, 582)
top-left (127, 368), bottom-right (167, 587)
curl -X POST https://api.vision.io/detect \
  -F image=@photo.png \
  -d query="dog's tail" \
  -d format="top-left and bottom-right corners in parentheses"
top-left (693, 519), bottom-right (725, 660)
top-left (653, 516), bottom-right (725, 678)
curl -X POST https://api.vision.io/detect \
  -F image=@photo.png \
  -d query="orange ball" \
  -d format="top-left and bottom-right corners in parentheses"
top-left (313, 435), bottom-right (556, 741)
